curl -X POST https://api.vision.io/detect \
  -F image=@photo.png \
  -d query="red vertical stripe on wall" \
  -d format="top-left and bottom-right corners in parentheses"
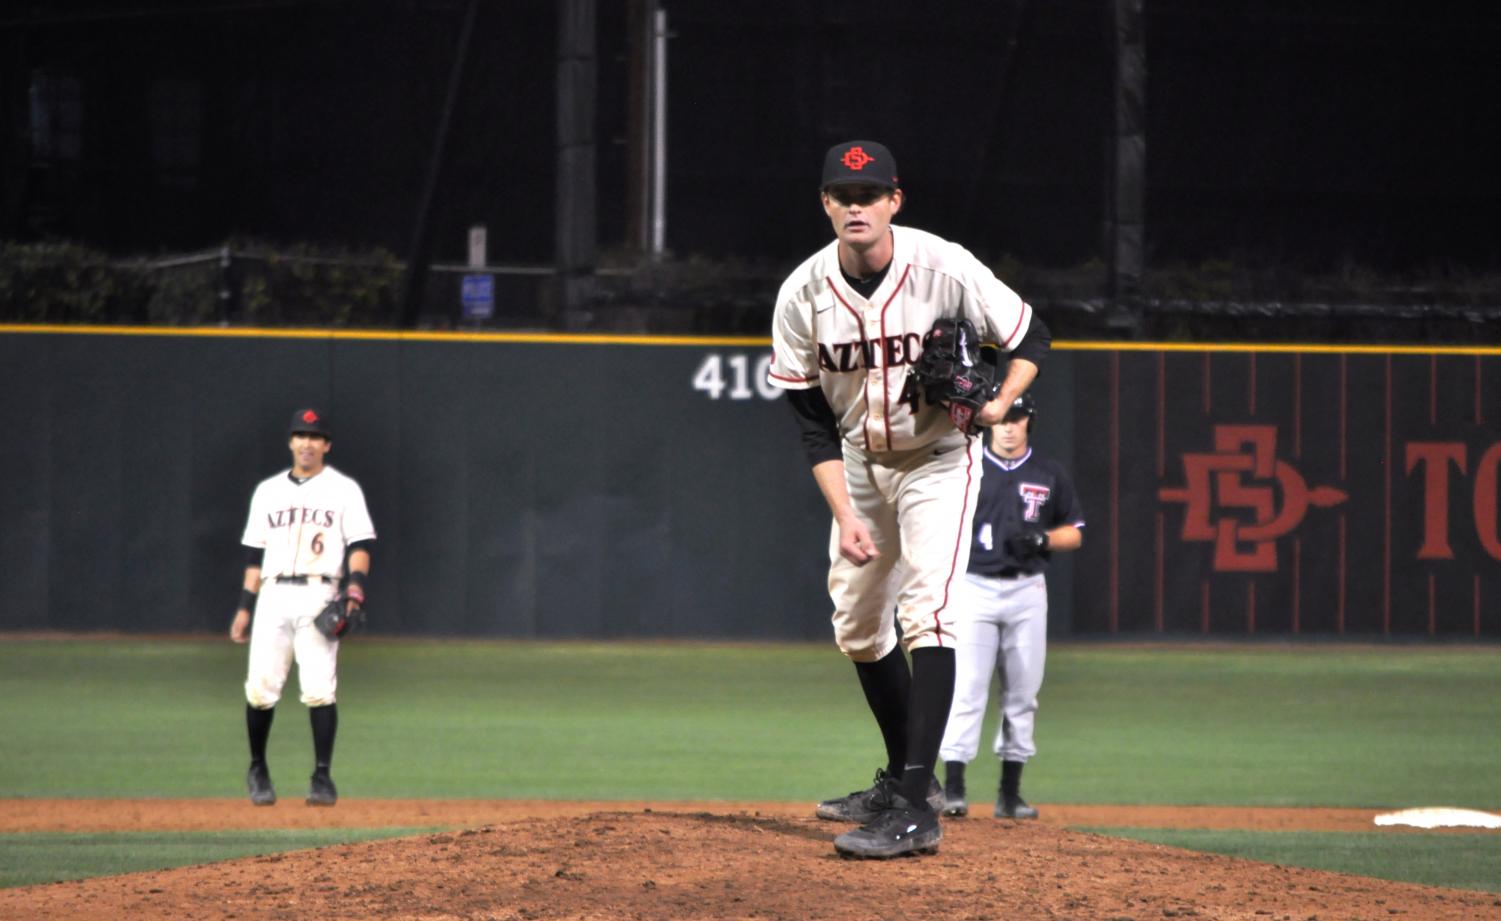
top-left (1292, 536), bottom-right (1301, 634)
top-left (1339, 355), bottom-right (1348, 479)
top-left (1428, 573), bottom-right (1436, 636)
top-left (1248, 352), bottom-right (1256, 416)
top-left (1154, 512), bottom-right (1164, 632)
top-left (1203, 353), bottom-right (1212, 414)
top-left (1337, 516), bottom-right (1347, 634)
top-left (1384, 355), bottom-right (1392, 635)
top-left (1110, 352), bottom-right (1120, 634)
top-left (1476, 574), bottom-right (1482, 638)
top-left (1293, 355), bottom-right (1302, 458)
top-left (1478, 356), bottom-right (1485, 426)
top-left (1157, 352), bottom-right (1166, 476)
top-left (1155, 352), bottom-right (1164, 634)
top-left (1430, 355), bottom-right (1438, 426)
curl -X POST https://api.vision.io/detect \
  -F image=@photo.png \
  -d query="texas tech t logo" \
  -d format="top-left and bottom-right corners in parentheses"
top-left (1019, 483), bottom-right (1051, 522)
top-left (1159, 425), bottom-right (1347, 571)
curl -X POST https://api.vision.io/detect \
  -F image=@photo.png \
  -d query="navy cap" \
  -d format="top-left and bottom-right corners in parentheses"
top-left (1003, 392), bottom-right (1037, 425)
top-left (821, 140), bottom-right (900, 191)
top-left (288, 407), bottom-right (330, 438)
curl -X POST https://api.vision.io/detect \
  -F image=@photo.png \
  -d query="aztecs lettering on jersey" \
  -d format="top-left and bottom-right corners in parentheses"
top-left (768, 226), bottom-right (1033, 453)
top-left (817, 332), bottom-right (924, 373)
top-left (265, 506), bottom-right (338, 530)
top-left (1018, 482), bottom-right (1051, 522)
top-left (241, 465), bottom-right (376, 579)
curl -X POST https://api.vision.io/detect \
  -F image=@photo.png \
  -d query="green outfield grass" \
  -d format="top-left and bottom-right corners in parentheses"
top-left (2, 637), bottom-right (1499, 890)
top-left (0, 828), bottom-right (432, 889)
top-left (1087, 828), bottom-right (1501, 895)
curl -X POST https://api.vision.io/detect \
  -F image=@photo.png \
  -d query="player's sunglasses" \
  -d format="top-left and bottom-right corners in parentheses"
top-left (825, 185), bottom-right (891, 207)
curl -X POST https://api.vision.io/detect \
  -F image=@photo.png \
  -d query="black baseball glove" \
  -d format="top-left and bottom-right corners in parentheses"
top-left (313, 590), bottom-right (365, 640)
top-left (903, 317), bottom-right (1000, 435)
top-left (1005, 530), bottom-right (1050, 559)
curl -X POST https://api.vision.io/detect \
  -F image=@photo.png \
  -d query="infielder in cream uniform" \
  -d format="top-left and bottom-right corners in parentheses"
top-left (230, 407), bottom-right (375, 807)
top-left (768, 140), bottom-right (1050, 858)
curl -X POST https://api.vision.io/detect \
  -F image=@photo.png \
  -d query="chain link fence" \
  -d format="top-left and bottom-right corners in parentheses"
top-left (3, 240), bottom-right (1499, 343)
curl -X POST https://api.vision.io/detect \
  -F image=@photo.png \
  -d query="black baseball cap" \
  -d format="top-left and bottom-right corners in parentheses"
top-left (288, 407), bottom-right (331, 438)
top-left (821, 140), bottom-right (900, 191)
top-left (1003, 392), bottom-right (1037, 424)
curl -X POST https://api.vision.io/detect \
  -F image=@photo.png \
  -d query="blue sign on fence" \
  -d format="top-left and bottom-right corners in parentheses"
top-left (461, 273), bottom-right (494, 320)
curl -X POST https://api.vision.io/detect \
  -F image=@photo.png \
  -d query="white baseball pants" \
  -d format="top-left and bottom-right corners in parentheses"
top-left (828, 435), bottom-right (981, 661)
top-left (938, 571), bottom-right (1048, 764)
top-left (244, 579), bottom-right (341, 709)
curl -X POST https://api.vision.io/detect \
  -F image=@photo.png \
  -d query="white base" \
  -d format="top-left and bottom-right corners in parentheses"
top-left (1373, 807), bottom-right (1501, 829)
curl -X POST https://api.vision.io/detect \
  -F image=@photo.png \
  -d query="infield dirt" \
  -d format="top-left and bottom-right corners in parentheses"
top-left (3, 799), bottom-right (1499, 920)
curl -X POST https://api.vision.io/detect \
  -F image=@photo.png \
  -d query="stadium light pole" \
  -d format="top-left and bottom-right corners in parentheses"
top-left (1105, 0), bottom-right (1145, 328)
top-left (400, 0), bottom-right (479, 328)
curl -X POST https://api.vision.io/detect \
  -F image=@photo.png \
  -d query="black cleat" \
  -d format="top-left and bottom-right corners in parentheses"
top-left (306, 770), bottom-right (338, 806)
top-left (943, 761), bottom-right (968, 816)
top-left (833, 793), bottom-right (943, 859)
top-left (246, 762), bottom-right (276, 806)
top-left (816, 768), bottom-right (945, 822)
top-left (943, 791), bottom-right (969, 817)
top-left (994, 793), bottom-right (1039, 820)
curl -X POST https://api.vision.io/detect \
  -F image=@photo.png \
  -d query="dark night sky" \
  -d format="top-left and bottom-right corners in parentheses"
top-left (1139, 0), bottom-right (1501, 269)
top-left (4, 0), bottom-right (1499, 275)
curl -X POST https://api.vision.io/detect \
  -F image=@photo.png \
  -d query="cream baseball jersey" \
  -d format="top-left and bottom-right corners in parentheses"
top-left (767, 225), bottom-right (1033, 452)
top-left (241, 465), bottom-right (376, 580)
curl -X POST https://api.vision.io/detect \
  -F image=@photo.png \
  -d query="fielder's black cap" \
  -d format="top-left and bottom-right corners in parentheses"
top-left (821, 140), bottom-right (900, 191)
top-left (288, 407), bottom-right (331, 438)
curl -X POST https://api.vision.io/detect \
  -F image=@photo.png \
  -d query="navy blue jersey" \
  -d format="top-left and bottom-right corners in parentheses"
top-left (967, 444), bottom-right (1086, 576)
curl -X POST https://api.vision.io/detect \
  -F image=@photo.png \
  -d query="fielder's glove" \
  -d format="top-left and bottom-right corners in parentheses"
top-left (313, 589), bottom-right (365, 640)
top-left (1005, 530), bottom-right (1049, 559)
top-left (903, 317), bottom-right (1000, 436)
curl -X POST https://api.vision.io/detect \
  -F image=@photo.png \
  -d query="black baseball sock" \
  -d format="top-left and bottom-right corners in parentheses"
top-left (944, 760), bottom-right (966, 795)
top-left (853, 645), bottom-right (911, 777)
top-left (246, 704), bottom-right (274, 764)
top-left (898, 647), bottom-right (956, 809)
top-left (309, 704), bottom-right (338, 772)
top-left (1001, 760), bottom-right (1025, 799)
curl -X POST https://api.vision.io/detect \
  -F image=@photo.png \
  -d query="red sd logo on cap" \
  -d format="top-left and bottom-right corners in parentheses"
top-left (302, 410), bottom-right (320, 424)
top-left (841, 146), bottom-right (874, 170)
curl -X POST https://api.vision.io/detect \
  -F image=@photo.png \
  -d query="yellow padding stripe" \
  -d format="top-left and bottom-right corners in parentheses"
top-left (0, 323), bottom-right (765, 347)
top-left (2, 324), bottom-right (1497, 356)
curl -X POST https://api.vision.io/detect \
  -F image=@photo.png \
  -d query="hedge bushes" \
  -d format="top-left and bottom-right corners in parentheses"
top-left (0, 242), bottom-right (153, 323)
top-left (3, 239), bottom-right (1497, 342)
top-left (0, 240), bottom-right (404, 327)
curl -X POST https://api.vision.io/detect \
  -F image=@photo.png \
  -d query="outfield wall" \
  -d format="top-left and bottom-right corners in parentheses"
top-left (1, 326), bottom-right (1496, 639)
top-left (1074, 347), bottom-right (1501, 637)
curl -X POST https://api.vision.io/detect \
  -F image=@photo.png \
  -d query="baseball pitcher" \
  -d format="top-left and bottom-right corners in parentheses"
top-left (767, 140), bottom-right (1051, 858)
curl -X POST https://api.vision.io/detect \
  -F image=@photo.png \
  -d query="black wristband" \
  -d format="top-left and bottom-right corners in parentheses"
top-left (238, 588), bottom-right (258, 612)
top-left (347, 571), bottom-right (368, 592)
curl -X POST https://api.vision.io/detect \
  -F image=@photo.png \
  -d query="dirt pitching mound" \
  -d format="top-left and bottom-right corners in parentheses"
top-left (5, 805), bottom-right (1499, 920)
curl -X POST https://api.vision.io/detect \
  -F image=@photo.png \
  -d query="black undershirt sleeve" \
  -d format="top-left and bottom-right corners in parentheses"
top-left (786, 387), bottom-right (843, 467)
top-left (243, 545), bottom-right (264, 568)
top-left (1010, 311), bottom-right (1051, 369)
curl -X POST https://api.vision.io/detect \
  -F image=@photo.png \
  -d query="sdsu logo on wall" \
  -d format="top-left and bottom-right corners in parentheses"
top-left (1030, 350), bottom-right (1498, 636)
top-left (1159, 425), bottom-right (1346, 571)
